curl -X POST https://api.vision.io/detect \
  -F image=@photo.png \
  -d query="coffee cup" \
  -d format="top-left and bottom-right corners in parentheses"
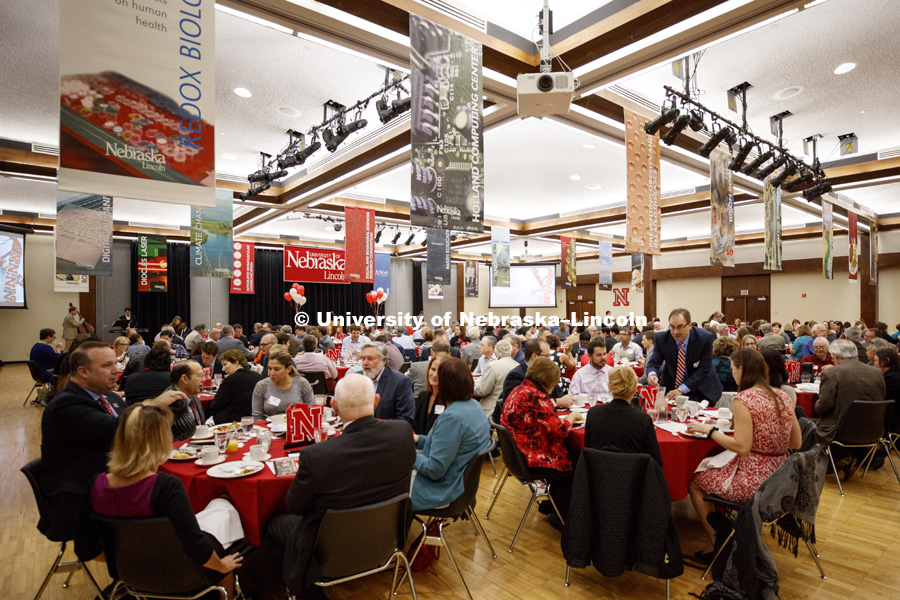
top-left (200, 447), bottom-right (218, 463)
top-left (323, 407), bottom-right (334, 420)
top-left (717, 418), bottom-right (731, 431)
top-left (270, 414), bottom-right (286, 426)
top-left (717, 407), bottom-right (732, 420)
top-left (194, 424), bottom-right (210, 438)
top-left (575, 394), bottom-right (588, 405)
top-left (249, 444), bottom-right (267, 461)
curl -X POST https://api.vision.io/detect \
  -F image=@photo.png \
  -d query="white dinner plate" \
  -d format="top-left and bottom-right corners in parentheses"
top-left (194, 455), bottom-right (226, 467)
top-left (207, 460), bottom-right (265, 479)
top-left (679, 431), bottom-right (708, 439)
top-left (243, 452), bottom-right (272, 461)
top-left (169, 448), bottom-right (198, 461)
top-left (269, 424), bottom-right (287, 433)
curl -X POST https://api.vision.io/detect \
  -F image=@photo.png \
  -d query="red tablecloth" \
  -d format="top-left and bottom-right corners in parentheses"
top-left (198, 392), bottom-right (215, 414)
top-left (160, 429), bottom-right (296, 545)
top-left (794, 391), bottom-right (819, 418)
top-left (336, 365), bottom-right (350, 380)
top-left (567, 420), bottom-right (718, 502)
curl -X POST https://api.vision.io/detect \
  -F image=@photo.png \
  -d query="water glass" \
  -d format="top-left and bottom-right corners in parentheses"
top-left (313, 427), bottom-right (327, 443)
top-left (647, 407), bottom-right (660, 423)
top-left (214, 431), bottom-right (229, 453)
top-left (654, 397), bottom-right (668, 422)
top-left (257, 429), bottom-right (272, 452)
top-left (314, 395), bottom-right (326, 406)
top-left (800, 372), bottom-right (812, 384)
top-left (675, 405), bottom-right (688, 423)
top-left (213, 374), bottom-right (223, 388)
top-left (241, 416), bottom-right (254, 436)
top-left (587, 394), bottom-right (598, 407)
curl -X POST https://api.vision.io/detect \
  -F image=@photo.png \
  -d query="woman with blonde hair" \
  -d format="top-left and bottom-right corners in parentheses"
top-left (75, 402), bottom-right (244, 589)
top-left (251, 348), bottom-right (314, 419)
top-left (113, 336), bottom-right (130, 372)
top-left (413, 351), bottom-right (449, 435)
top-left (169, 315), bottom-right (187, 338)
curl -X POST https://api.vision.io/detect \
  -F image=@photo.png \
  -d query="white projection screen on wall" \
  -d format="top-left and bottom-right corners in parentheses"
top-left (489, 263), bottom-right (557, 308)
top-left (0, 227), bottom-right (27, 308)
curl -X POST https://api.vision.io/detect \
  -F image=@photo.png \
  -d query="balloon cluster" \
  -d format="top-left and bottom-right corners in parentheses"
top-left (365, 287), bottom-right (388, 305)
top-left (283, 283), bottom-right (307, 307)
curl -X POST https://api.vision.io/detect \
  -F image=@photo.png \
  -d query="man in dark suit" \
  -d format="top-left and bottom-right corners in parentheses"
top-left (264, 374), bottom-right (416, 596)
top-left (360, 342), bottom-right (415, 422)
top-left (40, 341), bottom-right (182, 539)
top-left (248, 322), bottom-right (272, 348)
top-left (117, 307), bottom-right (137, 328)
top-left (420, 329), bottom-right (460, 361)
top-left (217, 324), bottom-right (254, 359)
top-left (646, 308), bottom-right (723, 404)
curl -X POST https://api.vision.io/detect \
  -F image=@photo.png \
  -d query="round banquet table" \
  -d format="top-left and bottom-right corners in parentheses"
top-left (198, 392), bottom-right (215, 414)
top-left (160, 426), bottom-right (296, 545)
top-left (794, 390), bottom-right (819, 418)
top-left (566, 415), bottom-right (718, 502)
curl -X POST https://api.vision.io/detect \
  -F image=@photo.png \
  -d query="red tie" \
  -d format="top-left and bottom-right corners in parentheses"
top-left (675, 342), bottom-right (686, 388)
top-left (98, 395), bottom-right (118, 417)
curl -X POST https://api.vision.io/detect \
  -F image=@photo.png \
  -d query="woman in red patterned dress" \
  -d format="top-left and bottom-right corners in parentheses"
top-left (686, 348), bottom-right (802, 560)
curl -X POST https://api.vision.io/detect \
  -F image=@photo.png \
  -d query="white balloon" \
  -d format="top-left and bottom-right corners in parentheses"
top-left (289, 289), bottom-right (300, 301)
top-left (377, 287), bottom-right (384, 293)
top-left (299, 296), bottom-right (307, 306)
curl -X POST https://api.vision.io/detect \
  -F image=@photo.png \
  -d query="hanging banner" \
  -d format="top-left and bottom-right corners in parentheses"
top-left (426, 227), bottom-right (451, 285)
top-left (230, 241), bottom-right (255, 294)
top-left (284, 246), bottom-right (346, 284)
top-left (631, 253), bottom-right (644, 293)
top-left (848, 212), bottom-right (858, 284)
top-left (491, 226), bottom-right (510, 287)
top-left (343, 207), bottom-right (375, 283)
top-left (374, 252), bottom-right (391, 296)
top-left (870, 222), bottom-right (879, 285)
top-left (409, 14), bottom-right (484, 233)
top-left (561, 236), bottom-right (577, 288)
top-left (55, 273), bottom-right (89, 293)
top-left (822, 201), bottom-right (833, 280)
top-left (58, 0), bottom-right (216, 207)
top-left (191, 189), bottom-right (233, 278)
top-left (710, 148), bottom-right (735, 267)
top-left (624, 110), bottom-right (661, 255)
top-left (763, 177), bottom-right (782, 271)
top-left (428, 284), bottom-right (444, 299)
top-left (56, 192), bottom-right (113, 276)
top-left (598, 241), bottom-right (613, 291)
top-left (137, 234), bottom-right (168, 292)
top-left (464, 259), bottom-right (479, 297)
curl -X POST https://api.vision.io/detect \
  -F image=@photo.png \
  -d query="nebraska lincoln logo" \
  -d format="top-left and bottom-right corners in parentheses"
top-left (284, 246), bottom-right (347, 284)
top-left (613, 288), bottom-right (629, 306)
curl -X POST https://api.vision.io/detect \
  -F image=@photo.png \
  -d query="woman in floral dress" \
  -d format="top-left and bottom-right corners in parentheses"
top-left (686, 348), bottom-right (802, 560)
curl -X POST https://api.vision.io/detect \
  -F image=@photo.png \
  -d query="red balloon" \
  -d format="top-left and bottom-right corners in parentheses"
top-left (365, 291), bottom-right (376, 304)
top-left (292, 283), bottom-right (300, 291)
top-left (376, 291), bottom-right (384, 299)
top-left (283, 292), bottom-right (292, 301)
top-left (297, 285), bottom-right (305, 296)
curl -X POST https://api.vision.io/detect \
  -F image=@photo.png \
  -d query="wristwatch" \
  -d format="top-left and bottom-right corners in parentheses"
top-left (707, 426), bottom-right (719, 439)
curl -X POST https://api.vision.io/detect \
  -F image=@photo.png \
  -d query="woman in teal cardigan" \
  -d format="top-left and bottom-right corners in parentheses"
top-left (411, 357), bottom-right (491, 512)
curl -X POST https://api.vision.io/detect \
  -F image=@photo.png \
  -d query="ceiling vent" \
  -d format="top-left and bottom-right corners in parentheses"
top-left (878, 147), bottom-right (900, 160)
top-left (32, 143), bottom-right (59, 155)
top-left (609, 85), bottom-right (661, 115)
top-left (415, 0), bottom-right (487, 32)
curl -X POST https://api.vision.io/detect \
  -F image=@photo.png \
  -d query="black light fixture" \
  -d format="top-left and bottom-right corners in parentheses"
top-left (421, 239), bottom-right (427, 247)
top-left (741, 148), bottom-right (775, 176)
top-left (728, 139), bottom-right (755, 171)
top-left (769, 162), bottom-right (798, 188)
top-left (405, 232), bottom-right (415, 246)
top-left (784, 171), bottom-right (815, 192)
top-left (644, 107), bottom-right (680, 135)
top-left (756, 155), bottom-right (787, 180)
top-left (277, 141), bottom-right (321, 169)
top-left (322, 118), bottom-right (368, 152)
top-left (376, 96), bottom-right (412, 124)
top-left (333, 222), bottom-right (343, 232)
top-left (374, 227), bottom-right (383, 243)
top-left (698, 125), bottom-right (735, 157)
top-left (238, 181), bottom-right (271, 201)
top-left (661, 113), bottom-right (690, 145)
top-left (688, 109), bottom-right (705, 132)
top-left (391, 229), bottom-right (402, 245)
top-left (803, 180), bottom-right (833, 201)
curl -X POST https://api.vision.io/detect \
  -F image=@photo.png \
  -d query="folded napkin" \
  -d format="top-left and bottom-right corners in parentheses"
top-left (195, 498), bottom-right (246, 547)
top-left (695, 450), bottom-right (737, 473)
top-left (795, 382), bottom-right (820, 393)
top-left (655, 421), bottom-right (687, 434)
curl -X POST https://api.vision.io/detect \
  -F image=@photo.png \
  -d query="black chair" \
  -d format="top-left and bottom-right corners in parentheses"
top-left (403, 442), bottom-right (497, 599)
top-left (485, 419), bottom-right (564, 552)
top-left (825, 400), bottom-right (900, 495)
top-left (24, 361), bottom-right (51, 406)
top-left (402, 348), bottom-right (417, 363)
top-left (469, 358), bottom-right (479, 372)
top-left (20, 458), bottom-right (104, 600)
top-left (91, 514), bottom-right (238, 599)
top-left (299, 371), bottom-right (329, 396)
top-left (399, 362), bottom-right (412, 374)
top-left (311, 494), bottom-right (417, 599)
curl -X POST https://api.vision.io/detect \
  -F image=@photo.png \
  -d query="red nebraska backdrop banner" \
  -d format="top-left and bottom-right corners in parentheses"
top-left (284, 246), bottom-right (347, 284)
top-left (344, 206), bottom-right (375, 283)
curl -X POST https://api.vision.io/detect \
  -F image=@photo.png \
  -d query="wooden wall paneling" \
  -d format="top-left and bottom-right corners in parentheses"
top-left (860, 232), bottom-right (876, 325)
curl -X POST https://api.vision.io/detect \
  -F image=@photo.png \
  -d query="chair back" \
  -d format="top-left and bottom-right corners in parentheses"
top-left (399, 362), bottom-right (411, 374)
top-left (27, 360), bottom-right (48, 384)
top-left (402, 348), bottom-right (417, 363)
top-left (420, 441), bottom-right (494, 518)
top-left (21, 458), bottom-right (55, 539)
top-left (299, 372), bottom-right (329, 395)
top-left (835, 400), bottom-right (894, 445)
top-left (313, 494), bottom-right (410, 580)
top-left (91, 515), bottom-right (212, 595)
top-left (469, 358), bottom-right (479, 372)
top-left (490, 419), bottom-right (538, 482)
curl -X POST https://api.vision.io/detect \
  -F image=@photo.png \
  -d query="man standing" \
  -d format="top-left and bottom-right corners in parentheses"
top-left (118, 307), bottom-right (137, 328)
top-left (41, 341), bottom-right (181, 537)
top-left (359, 343), bottom-right (415, 422)
top-left (61, 305), bottom-right (83, 351)
top-left (30, 328), bottom-right (62, 382)
top-left (569, 339), bottom-right (612, 396)
top-left (263, 374), bottom-right (415, 597)
top-left (646, 308), bottom-right (722, 403)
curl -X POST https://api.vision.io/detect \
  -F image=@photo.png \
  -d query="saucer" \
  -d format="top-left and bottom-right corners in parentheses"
top-left (194, 455), bottom-right (226, 467)
top-left (243, 452), bottom-right (271, 461)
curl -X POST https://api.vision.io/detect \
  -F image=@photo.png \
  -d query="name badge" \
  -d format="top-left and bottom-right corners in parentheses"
top-left (267, 396), bottom-right (281, 407)
top-left (434, 404), bottom-right (445, 415)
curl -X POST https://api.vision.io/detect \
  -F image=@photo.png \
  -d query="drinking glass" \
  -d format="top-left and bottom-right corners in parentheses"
top-left (800, 372), bottom-right (811, 384)
top-left (214, 432), bottom-right (229, 453)
top-left (257, 429), bottom-right (272, 452)
top-left (587, 394), bottom-right (598, 408)
top-left (654, 397), bottom-right (668, 422)
top-left (213, 374), bottom-right (223, 388)
top-left (241, 416), bottom-right (254, 436)
top-left (314, 395), bottom-right (326, 406)
top-left (647, 407), bottom-right (660, 423)
top-left (313, 427), bottom-right (327, 443)
top-left (675, 405), bottom-right (688, 423)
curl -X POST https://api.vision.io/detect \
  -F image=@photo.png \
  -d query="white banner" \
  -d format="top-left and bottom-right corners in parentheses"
top-left (58, 0), bottom-right (216, 207)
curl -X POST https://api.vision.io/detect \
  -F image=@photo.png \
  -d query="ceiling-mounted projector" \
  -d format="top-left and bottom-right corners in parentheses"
top-left (516, 72), bottom-right (575, 118)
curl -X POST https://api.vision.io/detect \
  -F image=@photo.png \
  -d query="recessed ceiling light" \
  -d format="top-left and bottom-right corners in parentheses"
top-left (569, 174), bottom-right (581, 181)
top-left (220, 153), bottom-right (238, 161)
top-left (586, 184), bottom-right (602, 190)
top-left (582, 144), bottom-right (596, 149)
top-left (278, 106), bottom-right (301, 117)
top-left (234, 87), bottom-right (253, 98)
top-left (833, 62), bottom-right (856, 75)
top-left (773, 86), bottom-right (803, 100)
top-left (860, 110), bottom-right (867, 114)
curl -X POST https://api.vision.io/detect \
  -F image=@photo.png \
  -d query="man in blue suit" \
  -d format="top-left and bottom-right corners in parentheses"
top-left (646, 308), bottom-right (723, 404)
top-left (360, 342), bottom-right (415, 423)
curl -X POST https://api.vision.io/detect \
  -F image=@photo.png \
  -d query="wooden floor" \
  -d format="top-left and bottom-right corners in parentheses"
top-left (4, 362), bottom-right (900, 600)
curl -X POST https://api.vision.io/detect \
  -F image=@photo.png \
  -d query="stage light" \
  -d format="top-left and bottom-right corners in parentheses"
top-left (661, 113), bottom-right (690, 145)
top-left (277, 141), bottom-right (321, 169)
top-left (741, 149), bottom-right (775, 176)
top-left (391, 230), bottom-right (402, 244)
top-left (756, 155), bottom-right (787, 180)
top-left (239, 182), bottom-right (271, 201)
top-left (376, 97), bottom-right (412, 124)
top-left (421, 239), bottom-right (427, 247)
top-left (803, 180), bottom-right (833, 201)
top-left (405, 232), bottom-right (415, 246)
top-left (784, 171), bottom-right (815, 192)
top-left (247, 170), bottom-right (268, 184)
top-left (728, 139), bottom-right (756, 171)
top-left (375, 228), bottom-right (383, 243)
top-left (688, 110), bottom-right (705, 132)
top-left (644, 107), bottom-right (679, 135)
top-left (698, 126), bottom-right (735, 157)
top-left (769, 162), bottom-right (798, 188)
top-left (322, 118), bottom-right (368, 152)
top-left (392, 97), bottom-right (411, 114)
top-left (333, 223), bottom-right (342, 232)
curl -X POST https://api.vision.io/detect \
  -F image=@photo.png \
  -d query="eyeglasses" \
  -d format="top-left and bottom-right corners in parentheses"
top-left (669, 323), bottom-right (690, 332)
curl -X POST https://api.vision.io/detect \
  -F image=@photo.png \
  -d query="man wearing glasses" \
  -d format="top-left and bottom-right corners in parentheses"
top-left (646, 308), bottom-right (723, 404)
top-left (254, 333), bottom-right (278, 377)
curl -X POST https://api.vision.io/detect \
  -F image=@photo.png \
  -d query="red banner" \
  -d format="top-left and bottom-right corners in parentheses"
top-left (230, 241), bottom-right (255, 294)
top-left (284, 246), bottom-right (346, 284)
top-left (848, 212), bottom-right (858, 284)
top-left (561, 236), bottom-right (576, 288)
top-left (344, 207), bottom-right (375, 283)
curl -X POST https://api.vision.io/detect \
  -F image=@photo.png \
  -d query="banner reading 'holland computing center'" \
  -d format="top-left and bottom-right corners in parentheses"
top-left (58, 0), bottom-right (216, 207)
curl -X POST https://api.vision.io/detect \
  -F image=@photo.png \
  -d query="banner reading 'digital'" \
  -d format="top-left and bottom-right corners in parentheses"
top-left (409, 14), bottom-right (484, 234)
top-left (56, 192), bottom-right (113, 276)
top-left (190, 189), bottom-right (233, 278)
top-left (58, 0), bottom-right (216, 207)
top-left (137, 234), bottom-right (167, 292)
top-left (624, 110), bottom-right (661, 255)
top-left (344, 207), bottom-right (375, 283)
